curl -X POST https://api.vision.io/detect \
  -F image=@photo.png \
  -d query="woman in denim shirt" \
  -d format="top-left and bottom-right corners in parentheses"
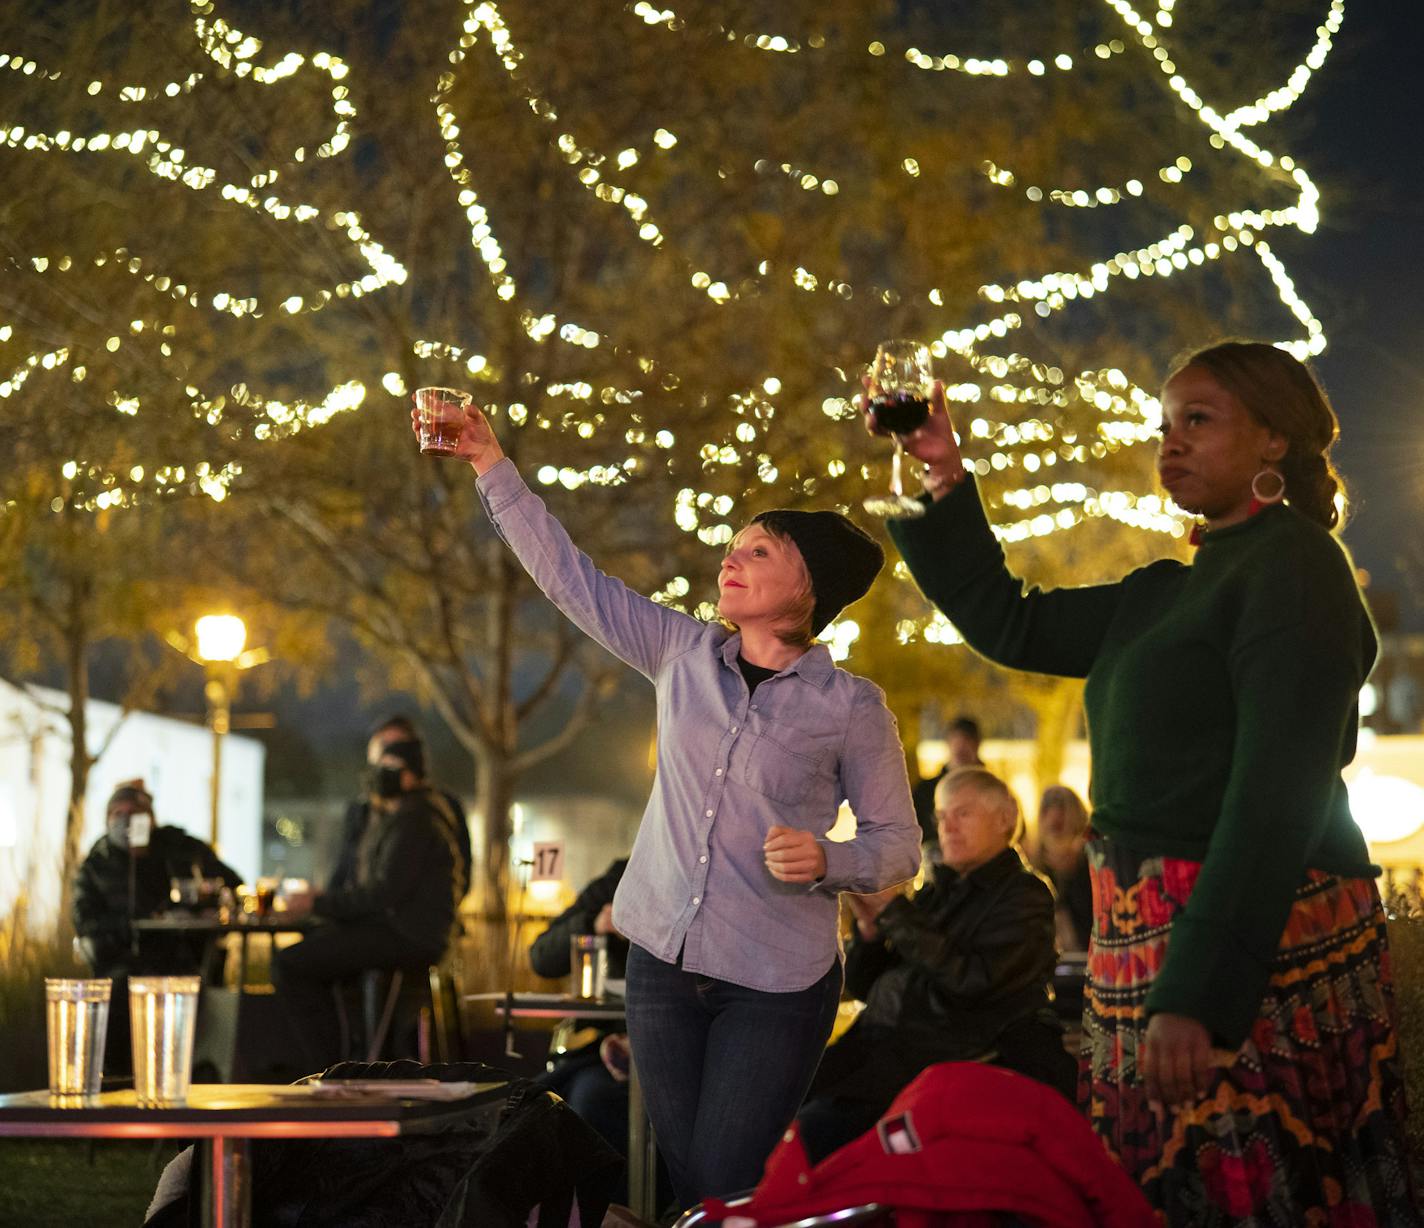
top-left (415, 402), bottom-right (921, 1209)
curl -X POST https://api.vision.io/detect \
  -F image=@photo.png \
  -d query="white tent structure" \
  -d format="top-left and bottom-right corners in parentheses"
top-left (0, 679), bottom-right (264, 931)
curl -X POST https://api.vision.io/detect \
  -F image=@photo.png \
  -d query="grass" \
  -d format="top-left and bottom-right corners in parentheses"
top-left (0, 905), bottom-right (85, 1095)
top-left (0, 1140), bottom-right (182, 1226)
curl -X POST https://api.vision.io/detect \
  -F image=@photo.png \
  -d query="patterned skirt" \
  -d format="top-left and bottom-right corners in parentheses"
top-left (1078, 835), bottom-right (1421, 1226)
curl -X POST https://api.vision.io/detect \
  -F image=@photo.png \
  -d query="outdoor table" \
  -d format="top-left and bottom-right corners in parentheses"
top-left (471, 990), bottom-right (658, 1220)
top-left (131, 914), bottom-right (314, 990)
top-left (0, 1079), bottom-right (509, 1228)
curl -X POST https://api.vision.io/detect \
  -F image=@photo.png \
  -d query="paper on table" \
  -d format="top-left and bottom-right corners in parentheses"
top-left (305, 1079), bottom-right (495, 1101)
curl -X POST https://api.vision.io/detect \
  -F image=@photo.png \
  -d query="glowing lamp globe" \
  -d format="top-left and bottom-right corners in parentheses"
top-left (1348, 770), bottom-right (1424, 847)
top-left (194, 615), bottom-right (247, 664)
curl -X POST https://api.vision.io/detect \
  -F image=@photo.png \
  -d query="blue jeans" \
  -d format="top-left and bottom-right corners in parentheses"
top-left (624, 943), bottom-right (842, 1210)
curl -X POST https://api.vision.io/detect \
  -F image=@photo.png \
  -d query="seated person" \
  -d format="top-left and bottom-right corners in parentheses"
top-left (272, 737), bottom-right (462, 1072)
top-left (796, 767), bottom-right (1073, 1164)
top-left (529, 859), bottom-right (630, 1158)
top-left (329, 714), bottom-right (471, 901)
top-left (910, 714), bottom-right (984, 851)
top-left (72, 780), bottom-right (241, 1072)
top-left (1029, 784), bottom-right (1093, 953)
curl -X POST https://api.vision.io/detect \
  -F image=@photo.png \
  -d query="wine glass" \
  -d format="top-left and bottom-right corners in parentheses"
top-left (862, 339), bottom-right (932, 518)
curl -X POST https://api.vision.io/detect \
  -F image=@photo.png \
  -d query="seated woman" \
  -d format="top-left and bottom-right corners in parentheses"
top-left (1030, 784), bottom-right (1093, 953)
top-left (797, 767), bottom-right (1073, 1163)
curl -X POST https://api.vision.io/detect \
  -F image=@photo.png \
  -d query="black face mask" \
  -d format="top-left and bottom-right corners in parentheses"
top-left (365, 765), bottom-right (405, 799)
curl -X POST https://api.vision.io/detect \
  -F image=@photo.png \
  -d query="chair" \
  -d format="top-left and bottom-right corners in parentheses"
top-left (675, 1193), bottom-right (892, 1228)
top-left (338, 964), bottom-right (464, 1063)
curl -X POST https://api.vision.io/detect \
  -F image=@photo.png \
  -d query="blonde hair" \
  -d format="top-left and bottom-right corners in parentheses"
top-left (936, 766), bottom-right (1024, 845)
top-left (1036, 784), bottom-right (1089, 836)
top-left (720, 522), bottom-right (816, 648)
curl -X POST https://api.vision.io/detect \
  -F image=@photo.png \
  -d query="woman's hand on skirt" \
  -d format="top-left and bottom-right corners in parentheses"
top-left (764, 825), bottom-right (828, 883)
top-left (1141, 1011), bottom-right (1214, 1110)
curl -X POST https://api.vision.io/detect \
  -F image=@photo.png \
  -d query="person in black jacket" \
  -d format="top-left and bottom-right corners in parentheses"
top-left (328, 714), bottom-right (471, 901)
top-left (529, 861), bottom-right (631, 1165)
top-left (796, 767), bottom-right (1073, 1163)
top-left (273, 736), bottom-right (463, 1072)
top-left (909, 714), bottom-right (984, 851)
top-left (73, 780), bottom-right (241, 1072)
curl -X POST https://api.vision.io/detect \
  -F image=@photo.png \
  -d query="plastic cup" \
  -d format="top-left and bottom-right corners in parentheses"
top-left (254, 877), bottom-right (278, 919)
top-left (570, 934), bottom-right (609, 1000)
top-left (130, 975), bottom-right (201, 1106)
top-left (45, 978), bottom-right (112, 1099)
top-left (413, 387), bottom-right (472, 456)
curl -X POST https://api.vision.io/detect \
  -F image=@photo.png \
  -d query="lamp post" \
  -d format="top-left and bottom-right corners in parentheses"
top-left (194, 615), bottom-right (247, 848)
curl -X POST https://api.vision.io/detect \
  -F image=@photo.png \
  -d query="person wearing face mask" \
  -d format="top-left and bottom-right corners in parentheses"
top-left (327, 715), bottom-right (471, 902)
top-left (72, 780), bottom-right (241, 1073)
top-left (271, 737), bottom-right (463, 1072)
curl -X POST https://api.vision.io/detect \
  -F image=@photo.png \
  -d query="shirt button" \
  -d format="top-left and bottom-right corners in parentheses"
top-left (705, 809), bottom-right (714, 818)
top-left (731, 724), bottom-right (739, 733)
top-left (714, 768), bottom-right (723, 777)
top-left (750, 704), bottom-right (758, 712)
top-left (699, 855), bottom-right (708, 864)
top-left (692, 897), bottom-right (701, 905)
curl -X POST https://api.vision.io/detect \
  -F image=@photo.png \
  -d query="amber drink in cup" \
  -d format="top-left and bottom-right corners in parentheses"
top-left (413, 387), bottom-right (473, 456)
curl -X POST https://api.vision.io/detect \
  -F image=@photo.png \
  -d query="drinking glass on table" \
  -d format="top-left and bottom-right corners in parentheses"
top-left (45, 978), bottom-right (111, 1100)
top-left (129, 975), bottom-right (200, 1106)
top-left (862, 339), bottom-right (932, 519)
top-left (413, 387), bottom-right (473, 456)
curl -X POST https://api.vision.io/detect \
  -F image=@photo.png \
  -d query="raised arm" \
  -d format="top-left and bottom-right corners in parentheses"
top-left (414, 401), bottom-right (705, 681)
top-left (868, 381), bottom-right (1130, 677)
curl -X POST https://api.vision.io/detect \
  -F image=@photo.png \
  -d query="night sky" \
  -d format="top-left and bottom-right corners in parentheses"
top-left (1278, 0), bottom-right (1424, 628)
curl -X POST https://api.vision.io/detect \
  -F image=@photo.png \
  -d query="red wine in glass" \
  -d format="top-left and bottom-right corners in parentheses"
top-left (869, 391), bottom-right (930, 435)
top-left (863, 340), bottom-right (932, 518)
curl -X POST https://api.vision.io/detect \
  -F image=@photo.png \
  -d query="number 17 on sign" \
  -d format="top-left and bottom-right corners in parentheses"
top-left (531, 841), bottom-right (565, 883)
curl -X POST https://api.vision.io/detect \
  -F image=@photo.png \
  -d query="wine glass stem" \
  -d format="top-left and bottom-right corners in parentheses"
top-left (890, 439), bottom-right (907, 498)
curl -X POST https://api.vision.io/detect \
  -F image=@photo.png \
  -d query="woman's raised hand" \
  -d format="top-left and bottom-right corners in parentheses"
top-left (409, 401), bottom-right (506, 475)
top-left (860, 377), bottom-right (966, 498)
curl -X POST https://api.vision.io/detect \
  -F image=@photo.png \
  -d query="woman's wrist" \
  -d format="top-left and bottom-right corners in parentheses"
top-left (469, 446), bottom-right (506, 477)
top-left (922, 461), bottom-right (967, 500)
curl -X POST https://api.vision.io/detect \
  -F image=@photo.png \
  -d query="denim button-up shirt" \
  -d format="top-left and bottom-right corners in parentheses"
top-left (477, 460), bottom-right (921, 992)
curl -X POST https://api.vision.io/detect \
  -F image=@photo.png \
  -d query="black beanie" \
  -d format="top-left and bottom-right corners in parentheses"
top-left (107, 779), bottom-right (153, 815)
top-left (751, 509), bottom-right (885, 636)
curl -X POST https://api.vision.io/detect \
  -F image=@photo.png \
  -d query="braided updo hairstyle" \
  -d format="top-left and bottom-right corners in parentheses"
top-left (1167, 340), bottom-right (1345, 530)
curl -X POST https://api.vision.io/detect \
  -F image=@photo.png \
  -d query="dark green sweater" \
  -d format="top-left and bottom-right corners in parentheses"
top-left (889, 480), bottom-right (1378, 1046)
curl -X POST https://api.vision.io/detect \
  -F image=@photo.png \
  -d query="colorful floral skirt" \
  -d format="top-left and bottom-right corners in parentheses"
top-left (1078, 835), bottom-right (1420, 1226)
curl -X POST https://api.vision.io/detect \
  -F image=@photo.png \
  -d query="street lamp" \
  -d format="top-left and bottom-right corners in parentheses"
top-left (170, 614), bottom-right (270, 849)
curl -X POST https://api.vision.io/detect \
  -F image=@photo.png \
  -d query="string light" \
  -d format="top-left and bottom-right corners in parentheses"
top-left (5, 0), bottom-right (1340, 603)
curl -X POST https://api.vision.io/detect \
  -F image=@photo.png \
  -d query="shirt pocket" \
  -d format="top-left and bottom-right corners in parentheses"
top-left (740, 729), bottom-right (828, 806)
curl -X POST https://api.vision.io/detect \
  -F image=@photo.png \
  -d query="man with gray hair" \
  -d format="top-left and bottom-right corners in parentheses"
top-left (795, 767), bottom-right (1072, 1162)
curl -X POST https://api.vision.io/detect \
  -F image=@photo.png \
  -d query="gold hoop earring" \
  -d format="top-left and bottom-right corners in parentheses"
top-left (1251, 467), bottom-right (1285, 505)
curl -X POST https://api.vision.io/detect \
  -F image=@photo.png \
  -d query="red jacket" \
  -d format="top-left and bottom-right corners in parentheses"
top-left (702, 1063), bottom-right (1156, 1228)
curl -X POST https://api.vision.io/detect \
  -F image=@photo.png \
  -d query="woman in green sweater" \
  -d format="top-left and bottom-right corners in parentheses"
top-left (876, 340), bottom-right (1417, 1226)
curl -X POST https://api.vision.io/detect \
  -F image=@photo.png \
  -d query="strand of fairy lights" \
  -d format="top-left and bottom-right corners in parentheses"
top-left (5, 0), bottom-right (1337, 570)
top-left (427, 0), bottom-right (1336, 575)
top-left (0, 3), bottom-right (439, 506)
